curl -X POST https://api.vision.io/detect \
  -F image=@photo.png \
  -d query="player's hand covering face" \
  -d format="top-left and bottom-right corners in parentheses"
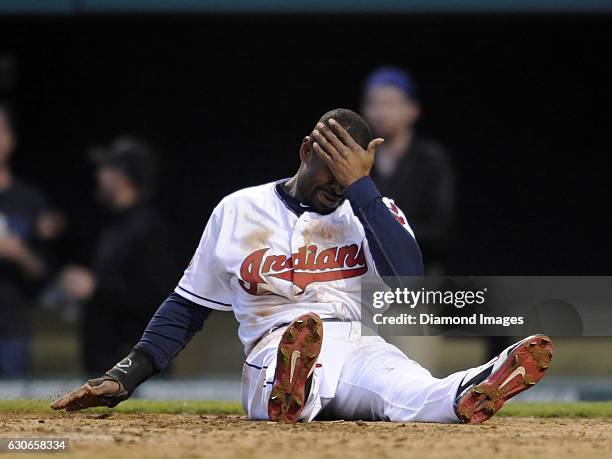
top-left (295, 118), bottom-right (384, 214)
top-left (311, 119), bottom-right (384, 189)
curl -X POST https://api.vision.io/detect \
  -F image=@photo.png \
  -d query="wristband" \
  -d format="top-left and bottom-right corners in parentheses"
top-left (105, 347), bottom-right (157, 396)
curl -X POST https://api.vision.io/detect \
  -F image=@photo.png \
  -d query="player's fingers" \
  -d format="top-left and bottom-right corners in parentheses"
top-left (312, 141), bottom-right (335, 166)
top-left (64, 385), bottom-right (105, 411)
top-left (65, 397), bottom-right (95, 411)
top-left (367, 138), bottom-right (385, 155)
top-left (316, 122), bottom-right (347, 154)
top-left (312, 129), bottom-right (340, 158)
top-left (50, 397), bottom-right (69, 410)
top-left (329, 118), bottom-right (360, 150)
top-left (50, 385), bottom-right (89, 410)
top-left (65, 396), bottom-right (104, 411)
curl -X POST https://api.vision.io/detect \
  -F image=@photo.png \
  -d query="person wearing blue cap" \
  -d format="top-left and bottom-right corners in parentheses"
top-left (362, 67), bottom-right (455, 273)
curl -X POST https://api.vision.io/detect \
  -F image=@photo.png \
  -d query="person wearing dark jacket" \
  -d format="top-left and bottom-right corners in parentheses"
top-left (363, 69), bottom-right (512, 358)
top-left (362, 67), bottom-right (455, 273)
top-left (59, 137), bottom-right (177, 374)
top-left (0, 103), bottom-right (64, 377)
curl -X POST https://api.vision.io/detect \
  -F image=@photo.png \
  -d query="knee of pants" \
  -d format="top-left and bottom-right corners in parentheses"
top-left (383, 372), bottom-right (464, 423)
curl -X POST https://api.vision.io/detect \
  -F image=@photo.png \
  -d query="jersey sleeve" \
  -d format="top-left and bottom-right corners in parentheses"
top-left (381, 196), bottom-right (416, 238)
top-left (345, 176), bottom-right (423, 279)
top-left (175, 209), bottom-right (233, 311)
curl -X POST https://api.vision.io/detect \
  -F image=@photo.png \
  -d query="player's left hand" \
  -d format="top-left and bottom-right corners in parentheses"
top-left (311, 118), bottom-right (384, 188)
top-left (50, 377), bottom-right (127, 411)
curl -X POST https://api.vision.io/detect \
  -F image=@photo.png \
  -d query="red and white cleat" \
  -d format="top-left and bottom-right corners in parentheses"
top-left (455, 334), bottom-right (553, 424)
top-left (268, 313), bottom-right (324, 423)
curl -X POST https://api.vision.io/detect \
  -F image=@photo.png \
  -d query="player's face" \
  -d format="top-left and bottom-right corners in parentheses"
top-left (299, 141), bottom-right (346, 213)
top-left (362, 86), bottom-right (419, 138)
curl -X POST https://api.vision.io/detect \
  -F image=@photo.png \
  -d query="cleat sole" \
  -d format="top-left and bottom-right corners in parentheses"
top-left (456, 334), bottom-right (553, 424)
top-left (267, 313), bottom-right (323, 423)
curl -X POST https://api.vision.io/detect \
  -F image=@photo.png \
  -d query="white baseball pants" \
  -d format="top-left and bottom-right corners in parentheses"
top-left (241, 321), bottom-right (466, 423)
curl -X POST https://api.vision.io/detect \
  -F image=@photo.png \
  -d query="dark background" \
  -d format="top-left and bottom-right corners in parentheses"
top-left (1, 14), bottom-right (610, 276)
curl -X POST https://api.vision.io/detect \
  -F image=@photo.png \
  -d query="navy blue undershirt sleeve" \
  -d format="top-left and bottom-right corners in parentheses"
top-left (345, 176), bottom-right (424, 280)
top-left (134, 292), bottom-right (212, 371)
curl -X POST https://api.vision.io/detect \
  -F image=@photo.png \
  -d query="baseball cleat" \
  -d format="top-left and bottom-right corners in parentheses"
top-left (455, 334), bottom-right (553, 424)
top-left (268, 312), bottom-right (323, 423)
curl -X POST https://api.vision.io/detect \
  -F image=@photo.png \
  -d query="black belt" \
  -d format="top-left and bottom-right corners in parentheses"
top-left (252, 317), bottom-right (349, 351)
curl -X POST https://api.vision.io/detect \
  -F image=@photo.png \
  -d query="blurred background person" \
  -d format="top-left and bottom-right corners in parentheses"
top-left (361, 68), bottom-right (457, 370)
top-left (362, 67), bottom-right (455, 274)
top-left (362, 69), bottom-right (508, 359)
top-left (58, 137), bottom-right (177, 375)
top-left (0, 103), bottom-right (63, 377)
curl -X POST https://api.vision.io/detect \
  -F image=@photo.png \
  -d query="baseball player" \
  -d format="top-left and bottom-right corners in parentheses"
top-left (52, 109), bottom-right (552, 424)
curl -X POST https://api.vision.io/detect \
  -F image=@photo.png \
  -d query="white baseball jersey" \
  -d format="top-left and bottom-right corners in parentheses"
top-left (175, 179), bottom-right (414, 353)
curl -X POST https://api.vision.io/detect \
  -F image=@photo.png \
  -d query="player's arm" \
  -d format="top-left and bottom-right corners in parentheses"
top-left (345, 177), bottom-right (423, 278)
top-left (312, 119), bottom-right (423, 279)
top-left (50, 293), bottom-right (212, 410)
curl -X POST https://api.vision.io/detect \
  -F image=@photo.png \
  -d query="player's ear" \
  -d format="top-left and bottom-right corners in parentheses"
top-left (300, 136), bottom-right (312, 162)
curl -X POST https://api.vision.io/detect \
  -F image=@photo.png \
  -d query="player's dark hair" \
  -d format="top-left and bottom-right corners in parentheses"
top-left (318, 108), bottom-right (373, 150)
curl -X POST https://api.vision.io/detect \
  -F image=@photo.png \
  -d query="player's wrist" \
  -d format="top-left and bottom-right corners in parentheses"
top-left (105, 348), bottom-right (157, 397)
top-left (344, 176), bottom-right (381, 209)
top-left (341, 173), bottom-right (367, 188)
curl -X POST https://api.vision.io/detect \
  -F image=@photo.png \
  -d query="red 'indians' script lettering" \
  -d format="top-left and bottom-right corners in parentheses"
top-left (238, 243), bottom-right (367, 294)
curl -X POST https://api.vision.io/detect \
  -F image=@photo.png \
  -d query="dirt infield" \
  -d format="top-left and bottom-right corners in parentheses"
top-left (1, 413), bottom-right (611, 459)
